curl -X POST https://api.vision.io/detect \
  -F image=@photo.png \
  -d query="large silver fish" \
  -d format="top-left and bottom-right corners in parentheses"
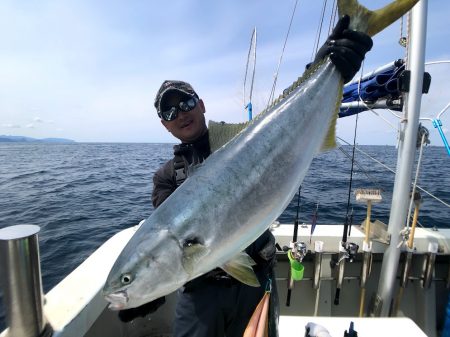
top-left (103, 0), bottom-right (419, 310)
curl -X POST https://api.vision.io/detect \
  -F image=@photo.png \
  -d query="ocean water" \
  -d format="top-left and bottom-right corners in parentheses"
top-left (0, 143), bottom-right (449, 330)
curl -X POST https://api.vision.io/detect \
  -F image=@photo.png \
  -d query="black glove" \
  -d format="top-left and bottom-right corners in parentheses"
top-left (313, 15), bottom-right (373, 83)
top-left (118, 296), bottom-right (166, 322)
top-left (245, 230), bottom-right (277, 273)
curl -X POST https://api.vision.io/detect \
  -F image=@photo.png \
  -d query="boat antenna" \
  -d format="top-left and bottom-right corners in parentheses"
top-left (243, 27), bottom-right (257, 121)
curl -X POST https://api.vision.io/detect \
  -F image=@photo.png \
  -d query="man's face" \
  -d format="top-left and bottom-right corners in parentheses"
top-left (160, 93), bottom-right (207, 143)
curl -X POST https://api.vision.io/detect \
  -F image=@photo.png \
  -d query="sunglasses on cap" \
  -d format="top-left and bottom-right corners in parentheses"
top-left (159, 97), bottom-right (199, 122)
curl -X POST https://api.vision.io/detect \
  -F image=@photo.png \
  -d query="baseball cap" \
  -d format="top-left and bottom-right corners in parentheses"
top-left (154, 80), bottom-right (198, 116)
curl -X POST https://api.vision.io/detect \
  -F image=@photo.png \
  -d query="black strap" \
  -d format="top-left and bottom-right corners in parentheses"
top-left (174, 154), bottom-right (187, 186)
top-left (173, 141), bottom-right (209, 187)
top-left (173, 143), bottom-right (192, 187)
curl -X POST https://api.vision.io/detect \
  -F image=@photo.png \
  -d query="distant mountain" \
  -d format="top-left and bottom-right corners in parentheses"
top-left (0, 135), bottom-right (76, 143)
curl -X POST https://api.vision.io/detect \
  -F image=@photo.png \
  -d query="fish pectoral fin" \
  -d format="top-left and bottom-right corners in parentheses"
top-left (221, 252), bottom-right (260, 287)
top-left (182, 243), bottom-right (209, 274)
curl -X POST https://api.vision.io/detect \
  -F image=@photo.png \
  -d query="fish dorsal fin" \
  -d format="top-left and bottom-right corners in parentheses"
top-left (208, 120), bottom-right (249, 153)
top-left (337, 0), bottom-right (420, 36)
top-left (221, 252), bottom-right (260, 287)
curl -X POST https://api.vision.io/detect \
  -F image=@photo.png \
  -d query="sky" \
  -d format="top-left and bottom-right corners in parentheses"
top-left (0, 0), bottom-right (449, 146)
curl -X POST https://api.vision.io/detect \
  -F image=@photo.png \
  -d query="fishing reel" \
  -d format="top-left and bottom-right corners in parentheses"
top-left (293, 241), bottom-right (308, 262)
top-left (338, 242), bottom-right (359, 264)
top-left (284, 241), bottom-right (307, 262)
top-left (398, 228), bottom-right (410, 249)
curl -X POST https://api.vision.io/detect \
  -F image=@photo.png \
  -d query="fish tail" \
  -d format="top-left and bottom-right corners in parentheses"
top-left (337, 0), bottom-right (420, 36)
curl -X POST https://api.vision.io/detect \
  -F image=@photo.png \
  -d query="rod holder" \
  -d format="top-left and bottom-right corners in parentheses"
top-left (392, 250), bottom-right (414, 316)
top-left (400, 250), bottom-right (414, 288)
top-left (0, 225), bottom-right (52, 337)
top-left (313, 241), bottom-right (323, 290)
top-left (360, 246), bottom-right (372, 289)
top-left (422, 242), bottom-right (438, 289)
top-left (334, 243), bottom-right (347, 306)
top-left (359, 247), bottom-right (372, 317)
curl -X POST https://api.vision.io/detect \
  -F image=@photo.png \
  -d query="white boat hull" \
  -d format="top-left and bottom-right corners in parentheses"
top-left (2, 221), bottom-right (447, 337)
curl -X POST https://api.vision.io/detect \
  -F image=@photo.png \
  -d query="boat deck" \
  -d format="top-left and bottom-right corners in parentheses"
top-left (2, 222), bottom-right (449, 337)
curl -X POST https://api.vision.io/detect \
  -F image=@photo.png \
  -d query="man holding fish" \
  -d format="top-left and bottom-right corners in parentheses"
top-left (113, 15), bottom-right (372, 337)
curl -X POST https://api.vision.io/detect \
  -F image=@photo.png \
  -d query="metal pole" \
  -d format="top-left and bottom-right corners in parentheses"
top-left (0, 225), bottom-right (52, 337)
top-left (372, 0), bottom-right (428, 317)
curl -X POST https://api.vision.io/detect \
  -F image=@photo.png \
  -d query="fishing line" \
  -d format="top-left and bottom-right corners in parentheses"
top-left (341, 61), bottom-right (367, 243)
top-left (311, 0), bottom-right (329, 62)
top-left (425, 60), bottom-right (450, 66)
top-left (337, 145), bottom-right (382, 189)
top-left (342, 112), bottom-right (359, 243)
top-left (355, 69), bottom-right (401, 130)
top-left (267, 0), bottom-right (299, 107)
top-left (327, 0), bottom-right (338, 36)
top-left (354, 61), bottom-right (450, 152)
top-left (337, 136), bottom-right (450, 209)
top-left (405, 131), bottom-right (427, 230)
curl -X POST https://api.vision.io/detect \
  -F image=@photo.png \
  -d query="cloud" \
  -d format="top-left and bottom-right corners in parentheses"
top-left (26, 123), bottom-right (34, 128)
top-left (2, 123), bottom-right (21, 128)
top-left (0, 1), bottom-right (448, 143)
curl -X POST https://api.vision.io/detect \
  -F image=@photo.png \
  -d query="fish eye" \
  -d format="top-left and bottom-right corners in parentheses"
top-left (183, 236), bottom-right (203, 247)
top-left (121, 273), bottom-right (133, 285)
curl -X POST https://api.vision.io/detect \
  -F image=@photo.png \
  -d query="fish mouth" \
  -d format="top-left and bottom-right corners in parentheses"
top-left (105, 290), bottom-right (129, 311)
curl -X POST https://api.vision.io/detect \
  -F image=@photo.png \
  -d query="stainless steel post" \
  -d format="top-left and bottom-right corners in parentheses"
top-left (0, 225), bottom-right (51, 337)
top-left (373, 0), bottom-right (428, 317)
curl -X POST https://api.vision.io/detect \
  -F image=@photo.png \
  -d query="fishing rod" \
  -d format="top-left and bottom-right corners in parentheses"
top-left (284, 186), bottom-right (306, 307)
top-left (335, 108), bottom-right (360, 306)
top-left (309, 203), bottom-right (319, 245)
